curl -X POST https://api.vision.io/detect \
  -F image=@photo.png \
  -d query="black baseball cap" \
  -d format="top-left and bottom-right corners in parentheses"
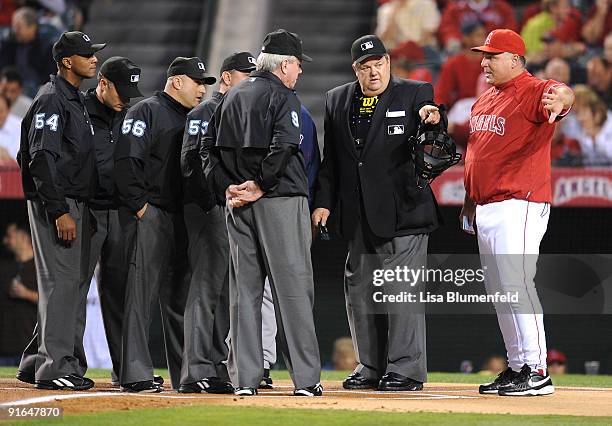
top-left (52, 31), bottom-right (106, 62)
top-left (351, 34), bottom-right (387, 64)
top-left (99, 56), bottom-right (143, 99)
top-left (220, 52), bottom-right (257, 74)
top-left (167, 57), bottom-right (217, 85)
top-left (261, 29), bottom-right (312, 62)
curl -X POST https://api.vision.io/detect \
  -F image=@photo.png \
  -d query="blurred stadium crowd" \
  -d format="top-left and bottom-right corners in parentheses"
top-left (377, 0), bottom-right (611, 166)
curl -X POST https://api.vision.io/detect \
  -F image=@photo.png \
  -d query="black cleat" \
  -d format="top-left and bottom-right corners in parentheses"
top-left (178, 377), bottom-right (234, 394)
top-left (342, 372), bottom-right (379, 390)
top-left (498, 364), bottom-right (554, 396)
top-left (16, 370), bottom-right (35, 385)
top-left (234, 387), bottom-right (258, 396)
top-left (378, 372), bottom-right (423, 391)
top-left (120, 380), bottom-right (162, 393)
top-left (35, 374), bottom-right (94, 391)
top-left (259, 368), bottom-right (273, 389)
top-left (113, 375), bottom-right (163, 387)
top-left (479, 367), bottom-right (520, 395)
top-left (294, 383), bottom-right (323, 396)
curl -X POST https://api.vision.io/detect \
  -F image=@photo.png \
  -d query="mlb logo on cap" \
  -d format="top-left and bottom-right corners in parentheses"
top-left (130, 74), bottom-right (139, 82)
top-left (197, 62), bottom-right (205, 70)
top-left (248, 56), bottom-right (256, 64)
top-left (361, 41), bottom-right (374, 50)
top-left (83, 34), bottom-right (90, 42)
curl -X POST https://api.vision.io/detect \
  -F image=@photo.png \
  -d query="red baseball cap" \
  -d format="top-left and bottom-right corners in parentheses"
top-left (471, 29), bottom-right (526, 56)
top-left (547, 349), bottom-right (567, 364)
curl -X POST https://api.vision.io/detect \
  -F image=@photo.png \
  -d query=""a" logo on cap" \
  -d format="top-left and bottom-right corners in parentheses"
top-left (83, 34), bottom-right (91, 42)
top-left (197, 62), bottom-right (205, 70)
top-left (131, 74), bottom-right (140, 82)
top-left (361, 41), bottom-right (374, 51)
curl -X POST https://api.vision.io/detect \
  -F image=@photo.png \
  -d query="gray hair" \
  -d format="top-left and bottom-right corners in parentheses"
top-left (13, 7), bottom-right (38, 27)
top-left (256, 52), bottom-right (297, 72)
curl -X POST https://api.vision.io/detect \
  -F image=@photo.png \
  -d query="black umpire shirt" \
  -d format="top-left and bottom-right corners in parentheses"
top-left (201, 71), bottom-right (307, 204)
top-left (84, 88), bottom-right (126, 210)
top-left (180, 91), bottom-right (223, 211)
top-left (18, 74), bottom-right (96, 219)
top-left (114, 91), bottom-right (190, 214)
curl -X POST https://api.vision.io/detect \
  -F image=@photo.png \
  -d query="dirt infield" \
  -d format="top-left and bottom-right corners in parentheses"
top-left (1, 378), bottom-right (611, 417)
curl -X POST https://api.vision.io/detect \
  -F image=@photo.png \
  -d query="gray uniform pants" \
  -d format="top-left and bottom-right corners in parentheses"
top-left (180, 204), bottom-right (230, 384)
top-left (19, 199), bottom-right (91, 380)
top-left (119, 204), bottom-right (189, 389)
top-left (345, 217), bottom-right (428, 383)
top-left (262, 278), bottom-right (277, 369)
top-left (226, 196), bottom-right (320, 389)
top-left (83, 208), bottom-right (126, 383)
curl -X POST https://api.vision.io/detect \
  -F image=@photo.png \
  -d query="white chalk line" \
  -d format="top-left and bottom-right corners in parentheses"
top-left (0, 390), bottom-right (478, 407)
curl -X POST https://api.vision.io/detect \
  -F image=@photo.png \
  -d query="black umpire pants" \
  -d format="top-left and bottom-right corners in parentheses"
top-left (119, 204), bottom-right (189, 389)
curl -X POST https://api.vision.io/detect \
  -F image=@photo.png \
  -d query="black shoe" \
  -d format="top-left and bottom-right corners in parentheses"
top-left (378, 372), bottom-right (423, 391)
top-left (234, 387), bottom-right (258, 396)
top-left (498, 364), bottom-right (554, 396)
top-left (259, 368), bottom-right (273, 389)
top-left (16, 370), bottom-right (35, 385)
top-left (294, 382), bottom-right (323, 396)
top-left (35, 374), bottom-right (94, 391)
top-left (120, 380), bottom-right (163, 393)
top-left (342, 372), bottom-right (379, 390)
top-left (178, 377), bottom-right (234, 394)
top-left (479, 367), bottom-right (520, 394)
top-left (113, 375), bottom-right (163, 387)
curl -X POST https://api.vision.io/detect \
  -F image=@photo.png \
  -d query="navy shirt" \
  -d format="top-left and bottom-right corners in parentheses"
top-left (18, 74), bottom-right (96, 219)
top-left (299, 104), bottom-right (320, 207)
top-left (114, 92), bottom-right (191, 213)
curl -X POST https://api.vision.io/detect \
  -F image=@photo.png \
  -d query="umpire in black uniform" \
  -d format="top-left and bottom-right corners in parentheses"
top-left (82, 56), bottom-right (149, 387)
top-left (16, 31), bottom-right (105, 390)
top-left (179, 52), bottom-right (255, 394)
top-left (201, 29), bottom-right (321, 397)
top-left (115, 57), bottom-right (213, 393)
top-left (312, 35), bottom-right (441, 391)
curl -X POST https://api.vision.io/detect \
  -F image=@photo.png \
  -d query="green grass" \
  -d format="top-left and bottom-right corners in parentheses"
top-left (3, 406), bottom-right (612, 426)
top-left (1, 367), bottom-right (611, 388)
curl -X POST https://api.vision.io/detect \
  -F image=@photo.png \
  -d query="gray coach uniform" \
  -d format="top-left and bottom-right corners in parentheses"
top-left (201, 30), bottom-right (321, 395)
top-left (16, 31), bottom-right (105, 389)
top-left (114, 58), bottom-right (211, 391)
